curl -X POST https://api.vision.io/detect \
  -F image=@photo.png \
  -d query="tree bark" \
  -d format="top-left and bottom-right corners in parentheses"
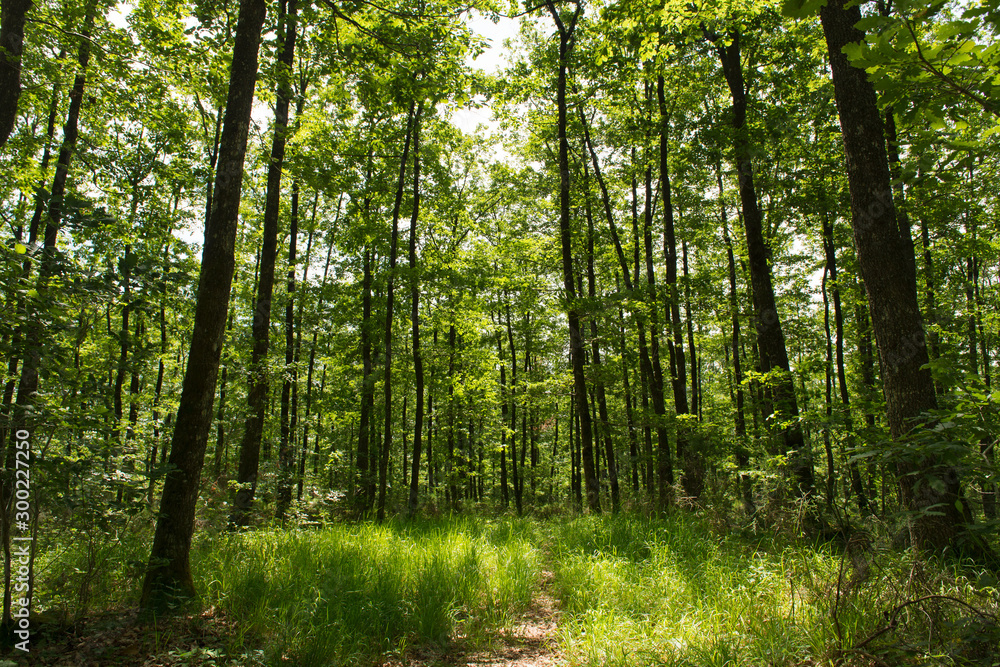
top-left (377, 102), bottom-right (417, 521)
top-left (140, 0), bottom-right (265, 610)
top-left (276, 175), bottom-right (301, 520)
top-left (229, 0), bottom-right (296, 527)
top-left (822, 214), bottom-right (870, 514)
top-left (657, 76), bottom-right (696, 499)
top-left (546, 0), bottom-right (596, 511)
top-left (714, 28), bottom-right (813, 500)
top-left (407, 104), bottom-right (425, 515)
top-left (0, 0), bottom-right (32, 146)
top-left (582, 160), bottom-right (618, 512)
top-left (820, 0), bottom-right (968, 551)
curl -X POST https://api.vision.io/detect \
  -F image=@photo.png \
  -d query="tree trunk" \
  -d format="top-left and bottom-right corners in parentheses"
top-left (546, 0), bottom-right (596, 512)
top-left (820, 0), bottom-right (967, 552)
top-left (3, 2), bottom-right (96, 626)
top-left (714, 28), bottom-right (813, 500)
top-left (378, 102), bottom-right (418, 522)
top-left (505, 305), bottom-right (522, 514)
top-left (229, 0), bottom-right (296, 527)
top-left (657, 76), bottom-right (696, 499)
top-left (581, 164), bottom-right (618, 512)
top-left (721, 208), bottom-right (753, 515)
top-left (0, 0), bottom-right (32, 146)
top-left (276, 174), bottom-right (301, 520)
top-left (407, 103), bottom-right (425, 515)
top-left (141, 0), bottom-right (265, 610)
top-left (822, 214), bottom-right (870, 514)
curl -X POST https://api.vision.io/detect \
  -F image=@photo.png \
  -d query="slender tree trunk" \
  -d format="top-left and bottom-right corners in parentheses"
top-left (823, 213), bottom-right (870, 513)
top-left (579, 104), bottom-right (667, 505)
top-left (682, 241), bottom-right (699, 421)
top-left (276, 176), bottom-right (301, 520)
top-left (505, 305), bottom-right (522, 515)
top-left (213, 310), bottom-right (233, 480)
top-left (3, 2), bottom-right (96, 626)
top-left (378, 102), bottom-right (418, 522)
top-left (229, 0), bottom-right (297, 527)
top-left (582, 167), bottom-right (618, 512)
top-left (821, 0), bottom-right (968, 551)
top-left (357, 242), bottom-right (375, 514)
top-left (714, 29), bottom-right (813, 501)
top-left (141, 0), bottom-right (266, 609)
top-left (546, 1), bottom-right (596, 512)
top-left (407, 105), bottom-right (425, 515)
top-left (718, 172), bottom-right (754, 515)
top-left (657, 76), bottom-right (696, 499)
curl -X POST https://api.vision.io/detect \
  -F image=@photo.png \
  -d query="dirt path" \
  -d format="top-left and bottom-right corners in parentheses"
top-left (398, 568), bottom-right (564, 667)
top-left (460, 569), bottom-right (563, 667)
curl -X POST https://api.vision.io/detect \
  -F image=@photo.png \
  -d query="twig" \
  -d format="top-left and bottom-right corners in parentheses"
top-left (853, 594), bottom-right (997, 650)
top-left (901, 17), bottom-right (1000, 118)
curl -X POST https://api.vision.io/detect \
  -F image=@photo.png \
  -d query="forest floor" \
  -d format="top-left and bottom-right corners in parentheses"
top-left (9, 512), bottom-right (1000, 666)
top-left (16, 573), bottom-right (565, 667)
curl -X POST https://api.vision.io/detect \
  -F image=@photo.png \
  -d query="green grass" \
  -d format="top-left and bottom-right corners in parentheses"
top-left (32, 511), bottom-right (1000, 666)
top-left (194, 516), bottom-right (541, 665)
top-left (543, 513), bottom-right (1000, 667)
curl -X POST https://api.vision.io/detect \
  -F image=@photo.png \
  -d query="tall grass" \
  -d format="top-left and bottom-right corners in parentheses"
top-left (546, 514), bottom-right (1000, 667)
top-left (194, 516), bottom-right (541, 665)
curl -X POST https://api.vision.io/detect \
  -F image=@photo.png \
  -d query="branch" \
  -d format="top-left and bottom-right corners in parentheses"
top-left (902, 17), bottom-right (1000, 118)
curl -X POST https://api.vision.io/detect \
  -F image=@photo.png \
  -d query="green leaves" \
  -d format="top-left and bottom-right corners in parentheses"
top-left (780, 0), bottom-right (827, 19)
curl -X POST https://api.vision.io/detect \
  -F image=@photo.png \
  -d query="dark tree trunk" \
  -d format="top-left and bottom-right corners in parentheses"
top-left (141, 0), bottom-right (266, 610)
top-left (714, 28), bottom-right (813, 500)
top-left (407, 104), bottom-right (425, 515)
top-left (229, 0), bottom-right (297, 527)
top-left (581, 165), bottom-right (619, 512)
top-left (820, 0), bottom-right (968, 552)
top-left (293, 219), bottom-right (313, 502)
top-left (546, 0), bottom-right (596, 512)
top-left (357, 242), bottom-right (375, 514)
top-left (213, 309), bottom-right (233, 480)
top-left (496, 323), bottom-right (510, 508)
top-left (682, 241), bottom-right (699, 421)
top-left (379, 102), bottom-right (418, 522)
top-left (721, 205), bottom-right (754, 515)
top-left (3, 3), bottom-right (95, 626)
top-left (308, 199), bottom-right (338, 476)
top-left (822, 214), bottom-right (870, 514)
top-left (0, 0), bottom-right (32, 146)
top-left (579, 105), bottom-right (666, 503)
top-left (276, 176), bottom-right (301, 520)
top-left (657, 76), bottom-right (696, 499)
top-left (505, 305), bottom-right (522, 515)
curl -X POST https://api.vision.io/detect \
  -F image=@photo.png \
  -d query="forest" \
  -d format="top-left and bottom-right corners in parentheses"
top-left (0, 0), bottom-right (999, 662)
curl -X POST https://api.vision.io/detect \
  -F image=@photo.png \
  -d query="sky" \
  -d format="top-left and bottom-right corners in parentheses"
top-left (451, 10), bottom-right (521, 137)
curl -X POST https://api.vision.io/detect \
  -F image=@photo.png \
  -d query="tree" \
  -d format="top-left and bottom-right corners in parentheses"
top-left (141, 0), bottom-right (266, 610)
top-left (544, 0), bottom-right (598, 512)
top-left (816, 0), bottom-right (966, 551)
top-left (231, 0), bottom-right (299, 528)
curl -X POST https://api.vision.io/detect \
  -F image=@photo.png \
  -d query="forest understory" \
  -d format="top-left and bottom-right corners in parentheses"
top-left (5, 510), bottom-right (1000, 667)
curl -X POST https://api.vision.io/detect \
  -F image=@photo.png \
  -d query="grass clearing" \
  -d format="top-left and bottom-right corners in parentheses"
top-left (26, 512), bottom-right (1000, 666)
top-left (193, 515), bottom-right (542, 665)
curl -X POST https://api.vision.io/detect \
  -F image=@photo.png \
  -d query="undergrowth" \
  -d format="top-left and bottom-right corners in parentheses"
top-left (193, 516), bottom-right (541, 665)
top-left (545, 513), bottom-right (1000, 667)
